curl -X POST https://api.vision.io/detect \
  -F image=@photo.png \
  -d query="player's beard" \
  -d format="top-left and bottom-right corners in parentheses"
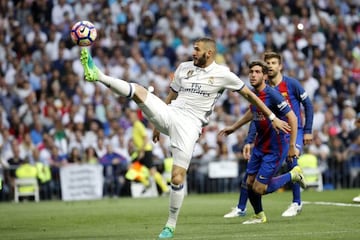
top-left (251, 80), bottom-right (263, 89)
top-left (267, 69), bottom-right (278, 82)
top-left (194, 53), bottom-right (207, 67)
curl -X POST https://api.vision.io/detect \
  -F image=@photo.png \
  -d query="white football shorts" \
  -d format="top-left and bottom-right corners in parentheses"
top-left (139, 93), bottom-right (202, 169)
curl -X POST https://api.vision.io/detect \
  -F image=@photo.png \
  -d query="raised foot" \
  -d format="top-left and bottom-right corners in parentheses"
top-left (80, 48), bottom-right (98, 82)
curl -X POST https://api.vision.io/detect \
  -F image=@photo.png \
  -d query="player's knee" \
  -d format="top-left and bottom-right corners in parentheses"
top-left (171, 173), bottom-right (185, 185)
top-left (246, 174), bottom-right (255, 187)
top-left (252, 184), bottom-right (266, 195)
top-left (171, 168), bottom-right (186, 185)
top-left (133, 84), bottom-right (148, 103)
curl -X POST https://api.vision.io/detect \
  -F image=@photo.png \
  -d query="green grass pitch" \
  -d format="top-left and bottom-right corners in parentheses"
top-left (1, 189), bottom-right (359, 240)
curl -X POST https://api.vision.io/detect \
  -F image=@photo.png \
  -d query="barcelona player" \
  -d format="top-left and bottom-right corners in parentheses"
top-left (219, 60), bottom-right (306, 223)
top-left (224, 52), bottom-right (313, 219)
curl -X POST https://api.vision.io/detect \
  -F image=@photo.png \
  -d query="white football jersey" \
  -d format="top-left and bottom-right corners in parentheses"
top-left (170, 61), bottom-right (245, 125)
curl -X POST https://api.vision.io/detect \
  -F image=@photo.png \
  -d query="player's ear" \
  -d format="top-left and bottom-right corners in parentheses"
top-left (207, 49), bottom-right (213, 59)
top-left (279, 62), bottom-right (283, 71)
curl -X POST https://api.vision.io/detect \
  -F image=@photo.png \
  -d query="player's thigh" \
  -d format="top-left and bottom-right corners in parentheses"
top-left (169, 114), bottom-right (202, 170)
top-left (247, 147), bottom-right (263, 175)
top-left (140, 93), bottom-right (171, 135)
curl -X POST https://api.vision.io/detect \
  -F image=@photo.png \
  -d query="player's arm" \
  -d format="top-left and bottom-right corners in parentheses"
top-left (218, 109), bottom-right (253, 137)
top-left (238, 85), bottom-right (291, 133)
top-left (164, 88), bottom-right (178, 104)
top-left (285, 110), bottom-right (299, 158)
top-left (301, 95), bottom-right (314, 145)
top-left (293, 79), bottom-right (314, 145)
top-left (243, 121), bottom-right (256, 160)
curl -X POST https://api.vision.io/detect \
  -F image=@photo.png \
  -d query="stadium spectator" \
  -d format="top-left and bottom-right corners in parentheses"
top-left (33, 148), bottom-right (52, 200)
top-left (149, 46), bottom-right (171, 72)
top-left (49, 145), bottom-right (68, 198)
top-left (15, 156), bottom-right (37, 202)
top-left (73, 0), bottom-right (94, 21)
top-left (6, 140), bottom-right (25, 193)
top-left (51, 0), bottom-right (74, 28)
top-left (67, 147), bottom-right (82, 164)
top-left (19, 133), bottom-right (36, 164)
top-left (82, 146), bottom-right (98, 165)
top-left (99, 143), bottom-right (129, 197)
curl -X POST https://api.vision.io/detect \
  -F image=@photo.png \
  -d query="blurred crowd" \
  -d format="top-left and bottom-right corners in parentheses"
top-left (0, 0), bottom-right (360, 200)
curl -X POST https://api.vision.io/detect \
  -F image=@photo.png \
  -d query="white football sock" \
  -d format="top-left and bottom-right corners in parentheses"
top-left (97, 71), bottom-right (134, 98)
top-left (166, 183), bottom-right (185, 228)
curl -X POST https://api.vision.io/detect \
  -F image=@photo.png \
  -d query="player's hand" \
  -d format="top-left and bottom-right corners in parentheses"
top-left (287, 146), bottom-right (300, 160)
top-left (152, 129), bottom-right (160, 143)
top-left (303, 133), bottom-right (313, 145)
top-left (138, 150), bottom-right (145, 160)
top-left (271, 117), bottom-right (291, 134)
top-left (218, 127), bottom-right (235, 137)
top-left (243, 143), bottom-right (252, 160)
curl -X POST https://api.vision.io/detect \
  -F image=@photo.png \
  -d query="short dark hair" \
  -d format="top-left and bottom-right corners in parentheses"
top-left (194, 37), bottom-right (216, 45)
top-left (264, 51), bottom-right (282, 64)
top-left (248, 60), bottom-right (269, 74)
top-left (194, 37), bottom-right (217, 53)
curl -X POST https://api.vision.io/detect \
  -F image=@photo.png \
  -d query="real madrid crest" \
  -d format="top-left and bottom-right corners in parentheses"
top-left (208, 77), bottom-right (214, 84)
top-left (187, 70), bottom-right (194, 78)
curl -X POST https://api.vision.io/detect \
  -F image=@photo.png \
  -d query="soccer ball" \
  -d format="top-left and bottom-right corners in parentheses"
top-left (70, 21), bottom-right (97, 46)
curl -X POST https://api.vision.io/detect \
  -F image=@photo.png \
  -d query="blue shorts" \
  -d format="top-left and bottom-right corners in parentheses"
top-left (247, 145), bottom-right (289, 185)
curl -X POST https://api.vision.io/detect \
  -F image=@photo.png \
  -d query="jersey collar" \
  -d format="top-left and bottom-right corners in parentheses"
top-left (203, 61), bottom-right (216, 72)
top-left (195, 61), bottom-right (216, 73)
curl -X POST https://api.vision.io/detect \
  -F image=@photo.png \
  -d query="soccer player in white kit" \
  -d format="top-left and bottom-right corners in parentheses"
top-left (80, 37), bottom-right (291, 239)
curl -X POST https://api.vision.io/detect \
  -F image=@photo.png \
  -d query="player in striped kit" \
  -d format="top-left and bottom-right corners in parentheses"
top-left (224, 52), bottom-right (313, 219)
top-left (219, 60), bottom-right (306, 224)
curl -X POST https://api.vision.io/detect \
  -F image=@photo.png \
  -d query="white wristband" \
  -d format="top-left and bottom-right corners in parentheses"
top-left (269, 113), bottom-right (276, 121)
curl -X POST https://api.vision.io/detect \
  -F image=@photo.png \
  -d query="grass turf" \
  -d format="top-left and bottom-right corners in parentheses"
top-left (0, 189), bottom-right (359, 240)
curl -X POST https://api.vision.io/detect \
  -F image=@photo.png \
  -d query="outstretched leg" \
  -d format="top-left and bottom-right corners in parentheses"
top-left (80, 48), bottom-right (148, 103)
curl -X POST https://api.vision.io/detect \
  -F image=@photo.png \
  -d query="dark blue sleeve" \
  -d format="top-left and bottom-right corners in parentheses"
top-left (245, 121), bottom-right (256, 144)
top-left (290, 78), bottom-right (314, 134)
top-left (300, 93), bottom-right (313, 134)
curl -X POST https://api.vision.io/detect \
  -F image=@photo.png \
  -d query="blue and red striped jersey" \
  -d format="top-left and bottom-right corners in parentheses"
top-left (250, 85), bottom-right (291, 153)
top-left (245, 76), bottom-right (314, 145)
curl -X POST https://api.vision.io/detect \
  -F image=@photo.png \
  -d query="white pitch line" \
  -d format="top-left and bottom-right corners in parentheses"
top-left (302, 201), bottom-right (360, 207)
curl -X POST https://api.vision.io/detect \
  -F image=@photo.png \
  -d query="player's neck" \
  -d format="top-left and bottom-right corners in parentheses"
top-left (269, 74), bottom-right (282, 86)
top-left (202, 60), bottom-right (215, 69)
top-left (255, 83), bottom-right (266, 92)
